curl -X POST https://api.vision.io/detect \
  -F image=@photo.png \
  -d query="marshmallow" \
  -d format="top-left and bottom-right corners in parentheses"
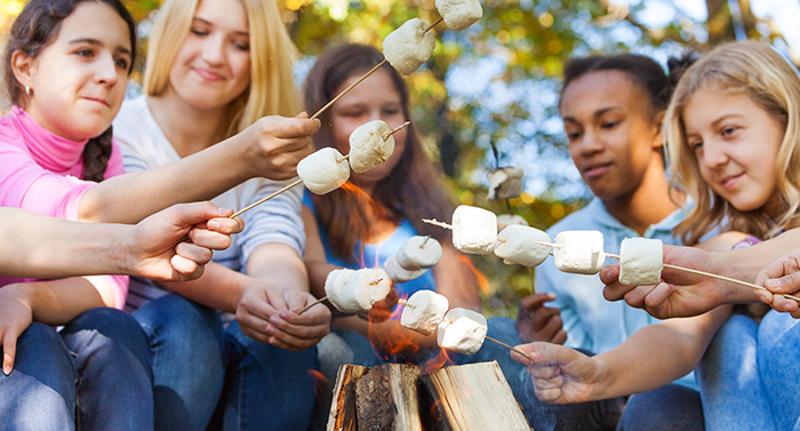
top-left (383, 18), bottom-right (436, 75)
top-left (325, 268), bottom-right (392, 313)
top-left (488, 167), bottom-right (523, 200)
top-left (496, 214), bottom-right (529, 231)
top-left (494, 225), bottom-right (552, 268)
top-left (348, 120), bottom-right (396, 173)
top-left (400, 290), bottom-right (450, 336)
top-left (435, 0), bottom-right (483, 31)
top-left (396, 236), bottom-right (443, 270)
top-left (297, 148), bottom-right (350, 195)
top-left (384, 255), bottom-right (427, 283)
top-left (553, 230), bottom-right (606, 275)
top-left (437, 308), bottom-right (487, 354)
top-left (452, 205), bottom-right (497, 255)
top-left (619, 238), bottom-right (664, 286)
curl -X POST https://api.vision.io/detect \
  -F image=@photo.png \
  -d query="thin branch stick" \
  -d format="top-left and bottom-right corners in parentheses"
top-left (384, 121), bottom-right (412, 140)
top-left (229, 178), bottom-right (303, 219)
top-left (485, 335), bottom-right (534, 363)
top-left (424, 16), bottom-right (444, 33)
top-left (297, 296), bottom-right (327, 315)
top-left (310, 59), bottom-right (387, 120)
top-left (422, 218), bottom-right (453, 230)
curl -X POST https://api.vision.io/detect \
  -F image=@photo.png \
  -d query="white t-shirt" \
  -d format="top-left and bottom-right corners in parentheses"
top-left (114, 96), bottom-right (305, 311)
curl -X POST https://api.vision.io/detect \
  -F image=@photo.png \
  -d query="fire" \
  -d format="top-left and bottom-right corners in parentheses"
top-left (308, 369), bottom-right (330, 399)
top-left (457, 254), bottom-right (490, 295)
top-left (421, 348), bottom-right (453, 374)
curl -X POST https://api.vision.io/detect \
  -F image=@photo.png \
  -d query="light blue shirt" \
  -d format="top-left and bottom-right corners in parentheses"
top-left (535, 198), bottom-right (697, 389)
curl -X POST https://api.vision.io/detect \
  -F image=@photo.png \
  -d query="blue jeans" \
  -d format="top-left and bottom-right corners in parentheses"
top-left (617, 383), bottom-right (704, 431)
top-left (0, 308), bottom-right (153, 431)
top-left (134, 294), bottom-right (318, 431)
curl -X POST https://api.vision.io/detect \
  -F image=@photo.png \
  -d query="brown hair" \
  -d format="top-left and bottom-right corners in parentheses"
top-left (3, 0), bottom-right (137, 182)
top-left (303, 44), bottom-right (453, 262)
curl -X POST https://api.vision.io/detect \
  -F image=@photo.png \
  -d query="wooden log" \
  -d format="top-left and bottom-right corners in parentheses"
top-left (327, 364), bottom-right (368, 431)
top-left (354, 364), bottom-right (424, 431)
top-left (421, 361), bottom-right (531, 431)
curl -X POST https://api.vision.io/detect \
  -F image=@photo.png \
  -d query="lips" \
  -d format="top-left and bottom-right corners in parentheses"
top-left (82, 96), bottom-right (110, 108)
top-left (192, 67), bottom-right (225, 82)
top-left (719, 172), bottom-right (745, 191)
top-left (582, 162), bottom-right (613, 180)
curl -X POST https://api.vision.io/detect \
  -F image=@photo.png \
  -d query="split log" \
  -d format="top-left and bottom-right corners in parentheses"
top-left (354, 364), bottom-right (423, 431)
top-left (327, 364), bottom-right (368, 431)
top-left (421, 361), bottom-right (530, 431)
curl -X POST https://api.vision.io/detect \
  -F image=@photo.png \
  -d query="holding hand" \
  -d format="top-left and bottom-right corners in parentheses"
top-left (755, 248), bottom-right (800, 318)
top-left (516, 293), bottom-right (567, 344)
top-left (0, 287), bottom-right (33, 375)
top-left (241, 113), bottom-right (321, 180)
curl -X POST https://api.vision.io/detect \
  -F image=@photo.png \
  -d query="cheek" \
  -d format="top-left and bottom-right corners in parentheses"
top-left (229, 52), bottom-right (251, 84)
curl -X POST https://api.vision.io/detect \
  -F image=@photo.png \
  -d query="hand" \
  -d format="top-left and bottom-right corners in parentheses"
top-left (0, 286), bottom-right (34, 375)
top-left (511, 342), bottom-right (607, 404)
top-left (516, 293), bottom-right (566, 344)
top-left (241, 113), bottom-right (320, 180)
top-left (755, 249), bottom-right (800, 318)
top-left (235, 280), bottom-right (331, 351)
top-left (600, 245), bottom-right (727, 319)
top-left (128, 202), bottom-right (243, 282)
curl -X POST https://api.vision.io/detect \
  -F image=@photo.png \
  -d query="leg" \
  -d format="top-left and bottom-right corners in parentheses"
top-left (134, 294), bottom-right (226, 431)
top-left (617, 384), bottom-right (704, 431)
top-left (697, 313), bottom-right (776, 431)
top-left (0, 323), bottom-right (76, 431)
top-left (60, 307), bottom-right (153, 431)
top-left (216, 321), bottom-right (318, 431)
top-left (452, 317), bottom-right (623, 431)
top-left (757, 310), bottom-right (800, 430)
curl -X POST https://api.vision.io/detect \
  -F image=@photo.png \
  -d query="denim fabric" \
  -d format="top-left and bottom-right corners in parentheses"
top-left (617, 384), bottom-right (704, 431)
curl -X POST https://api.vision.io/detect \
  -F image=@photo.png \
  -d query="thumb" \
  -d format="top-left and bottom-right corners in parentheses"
top-left (764, 272), bottom-right (800, 294)
top-left (295, 111), bottom-right (309, 119)
top-left (600, 264), bottom-right (620, 284)
top-left (3, 330), bottom-right (17, 375)
top-left (161, 202), bottom-right (233, 228)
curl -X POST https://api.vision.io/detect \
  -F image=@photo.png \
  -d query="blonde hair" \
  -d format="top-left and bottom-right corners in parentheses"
top-left (665, 41), bottom-right (800, 244)
top-left (143, 0), bottom-right (300, 139)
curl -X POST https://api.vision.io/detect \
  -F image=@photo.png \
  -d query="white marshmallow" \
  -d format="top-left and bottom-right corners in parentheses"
top-left (297, 148), bottom-right (350, 195)
top-left (553, 230), bottom-right (606, 275)
top-left (452, 205), bottom-right (497, 255)
top-left (437, 308), bottom-right (487, 354)
top-left (325, 268), bottom-right (391, 313)
top-left (488, 167), bottom-right (523, 200)
top-left (396, 236), bottom-right (443, 270)
top-left (496, 214), bottom-right (529, 231)
top-left (400, 290), bottom-right (450, 336)
top-left (435, 0), bottom-right (483, 31)
top-left (383, 18), bottom-right (436, 75)
top-left (384, 255), bottom-right (427, 283)
top-left (348, 120), bottom-right (396, 173)
top-left (494, 225), bottom-right (552, 268)
top-left (619, 238), bottom-right (664, 286)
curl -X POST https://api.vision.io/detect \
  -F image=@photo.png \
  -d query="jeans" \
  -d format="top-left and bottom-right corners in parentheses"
top-left (0, 308), bottom-right (153, 431)
top-left (617, 383), bottom-right (704, 431)
top-left (134, 294), bottom-right (318, 431)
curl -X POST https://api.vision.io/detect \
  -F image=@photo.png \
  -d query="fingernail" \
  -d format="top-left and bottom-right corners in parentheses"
top-left (280, 311), bottom-right (291, 320)
top-left (208, 220), bottom-right (220, 230)
top-left (270, 316), bottom-right (283, 325)
top-left (264, 324), bottom-right (274, 334)
top-left (765, 280), bottom-right (779, 289)
top-left (3, 365), bottom-right (11, 375)
top-left (549, 294), bottom-right (556, 299)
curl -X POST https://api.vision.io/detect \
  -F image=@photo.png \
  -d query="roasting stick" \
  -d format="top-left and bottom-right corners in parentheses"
top-left (309, 16), bottom-right (444, 120)
top-left (229, 122), bottom-right (411, 219)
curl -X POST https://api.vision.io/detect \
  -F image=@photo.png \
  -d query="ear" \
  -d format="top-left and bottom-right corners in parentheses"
top-left (10, 50), bottom-right (37, 100)
top-left (651, 110), bottom-right (666, 150)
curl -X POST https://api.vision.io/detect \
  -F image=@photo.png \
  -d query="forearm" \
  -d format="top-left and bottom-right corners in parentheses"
top-left (433, 247), bottom-right (482, 310)
top-left (247, 244), bottom-right (309, 293)
top-left (724, 228), bottom-right (800, 284)
top-left (79, 136), bottom-right (252, 223)
top-left (7, 279), bottom-right (107, 325)
top-left (160, 262), bottom-right (247, 313)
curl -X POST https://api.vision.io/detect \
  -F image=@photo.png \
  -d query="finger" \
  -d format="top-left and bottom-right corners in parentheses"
top-left (531, 307), bottom-right (560, 330)
top-left (265, 324), bottom-right (314, 350)
top-left (169, 255), bottom-right (203, 279)
top-left (520, 293), bottom-right (557, 310)
top-left (603, 281), bottom-right (633, 302)
top-left (756, 255), bottom-right (800, 286)
top-left (539, 315), bottom-right (564, 340)
top-left (265, 289), bottom-right (289, 313)
top-left (754, 288), bottom-right (774, 305)
top-left (772, 295), bottom-right (800, 314)
top-left (551, 329), bottom-right (568, 345)
top-left (268, 316), bottom-right (328, 341)
top-left (530, 365), bottom-right (562, 380)
top-left (206, 217), bottom-right (244, 235)
top-left (623, 285), bottom-right (657, 309)
top-left (600, 265), bottom-right (620, 285)
top-left (162, 202), bottom-right (233, 228)
top-left (175, 242), bottom-right (213, 265)
top-left (267, 336), bottom-right (299, 351)
top-left (763, 272), bottom-right (800, 294)
top-left (241, 298), bottom-right (279, 322)
top-left (3, 330), bottom-right (17, 375)
top-left (282, 292), bottom-right (308, 312)
top-left (534, 386), bottom-right (563, 403)
top-left (187, 229), bottom-right (232, 251)
top-left (240, 325), bottom-right (271, 344)
top-left (643, 282), bottom-right (674, 311)
top-left (271, 118), bottom-right (321, 139)
top-left (236, 312), bottom-right (272, 338)
top-left (281, 304), bottom-right (331, 326)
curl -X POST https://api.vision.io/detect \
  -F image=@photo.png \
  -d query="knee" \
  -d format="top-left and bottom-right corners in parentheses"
top-left (134, 295), bottom-right (222, 343)
top-left (12, 323), bottom-right (75, 384)
top-left (620, 386), bottom-right (704, 431)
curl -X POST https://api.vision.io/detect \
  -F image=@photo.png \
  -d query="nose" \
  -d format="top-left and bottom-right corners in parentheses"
top-left (700, 139), bottom-right (729, 168)
top-left (94, 53), bottom-right (119, 87)
top-left (576, 128), bottom-right (604, 158)
top-left (201, 34), bottom-right (225, 66)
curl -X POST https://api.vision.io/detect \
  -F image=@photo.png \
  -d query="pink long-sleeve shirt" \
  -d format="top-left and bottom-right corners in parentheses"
top-left (0, 106), bottom-right (129, 308)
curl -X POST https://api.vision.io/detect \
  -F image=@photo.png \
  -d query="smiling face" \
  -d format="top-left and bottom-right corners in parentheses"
top-left (330, 68), bottom-right (408, 185)
top-left (560, 70), bottom-right (663, 201)
top-left (682, 87), bottom-right (784, 212)
top-left (15, 1), bottom-right (132, 141)
top-left (168, 0), bottom-right (252, 111)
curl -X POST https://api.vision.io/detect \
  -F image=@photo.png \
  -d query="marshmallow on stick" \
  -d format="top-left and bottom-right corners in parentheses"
top-left (553, 230), bottom-right (606, 275)
top-left (324, 268), bottom-right (391, 313)
top-left (452, 205), bottom-right (498, 255)
top-left (383, 18), bottom-right (436, 75)
top-left (400, 290), bottom-right (450, 336)
top-left (494, 225), bottom-right (552, 268)
top-left (619, 238), bottom-right (663, 286)
top-left (437, 308), bottom-right (488, 354)
top-left (396, 236), bottom-right (443, 270)
top-left (496, 214), bottom-right (528, 231)
top-left (297, 147), bottom-right (351, 195)
top-left (348, 120), bottom-right (396, 173)
top-left (435, 0), bottom-right (483, 31)
top-left (487, 167), bottom-right (523, 200)
top-left (384, 255), bottom-right (427, 283)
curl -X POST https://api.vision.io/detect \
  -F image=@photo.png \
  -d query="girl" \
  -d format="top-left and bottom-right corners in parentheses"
top-left (515, 41), bottom-right (800, 431)
top-left (113, 0), bottom-right (329, 429)
top-left (301, 43), bottom-right (481, 365)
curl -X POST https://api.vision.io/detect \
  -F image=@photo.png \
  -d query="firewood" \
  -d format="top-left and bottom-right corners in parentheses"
top-left (355, 364), bottom-right (423, 431)
top-left (327, 364), bottom-right (368, 431)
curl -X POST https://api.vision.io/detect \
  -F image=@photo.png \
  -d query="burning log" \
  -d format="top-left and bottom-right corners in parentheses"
top-left (355, 364), bottom-right (423, 431)
top-left (327, 365), bottom-right (368, 431)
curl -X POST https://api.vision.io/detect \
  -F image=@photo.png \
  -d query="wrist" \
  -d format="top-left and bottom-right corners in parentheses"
top-left (227, 128), bottom-right (260, 180)
top-left (114, 224), bottom-right (140, 277)
top-left (707, 251), bottom-right (760, 304)
top-left (2, 283), bottom-right (37, 311)
top-left (588, 355), bottom-right (616, 400)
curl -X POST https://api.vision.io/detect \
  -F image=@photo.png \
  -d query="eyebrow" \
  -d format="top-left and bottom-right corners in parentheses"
top-left (68, 38), bottom-right (132, 56)
top-left (192, 17), bottom-right (250, 37)
top-left (711, 113), bottom-right (745, 128)
top-left (563, 106), bottom-right (623, 123)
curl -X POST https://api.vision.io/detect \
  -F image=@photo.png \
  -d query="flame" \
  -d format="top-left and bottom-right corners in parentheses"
top-left (420, 348), bottom-right (453, 374)
top-left (457, 254), bottom-right (490, 295)
top-left (308, 369), bottom-right (330, 400)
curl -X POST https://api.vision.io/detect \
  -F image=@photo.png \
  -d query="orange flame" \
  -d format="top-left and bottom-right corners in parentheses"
top-left (457, 254), bottom-right (490, 295)
top-left (308, 369), bottom-right (330, 400)
top-left (421, 348), bottom-right (453, 374)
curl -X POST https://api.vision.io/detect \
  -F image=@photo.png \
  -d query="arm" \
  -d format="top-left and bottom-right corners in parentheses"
top-left (432, 246), bottom-right (481, 310)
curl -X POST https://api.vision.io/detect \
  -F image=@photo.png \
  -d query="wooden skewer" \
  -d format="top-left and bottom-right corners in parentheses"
top-left (424, 16), bottom-right (444, 33)
top-left (311, 59), bottom-right (388, 120)
top-left (383, 120), bottom-right (412, 140)
top-left (422, 218), bottom-right (454, 230)
top-left (420, 236), bottom-right (432, 248)
top-left (229, 178), bottom-right (303, 219)
top-left (484, 335), bottom-right (534, 363)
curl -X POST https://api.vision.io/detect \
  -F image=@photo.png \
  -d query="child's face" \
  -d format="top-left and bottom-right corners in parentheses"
top-left (560, 70), bottom-right (663, 201)
top-left (683, 88), bottom-right (783, 212)
top-left (21, 2), bottom-right (132, 140)
top-left (330, 69), bottom-right (408, 185)
top-left (168, 0), bottom-right (251, 111)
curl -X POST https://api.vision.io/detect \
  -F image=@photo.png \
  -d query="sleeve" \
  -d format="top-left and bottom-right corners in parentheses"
top-left (83, 274), bottom-right (130, 310)
top-left (535, 257), bottom-right (593, 352)
top-left (0, 143), bottom-right (94, 221)
top-left (114, 128), bottom-right (152, 174)
top-left (238, 178), bottom-right (306, 267)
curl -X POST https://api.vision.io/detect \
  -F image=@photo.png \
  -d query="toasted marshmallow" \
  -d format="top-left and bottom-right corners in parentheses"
top-left (400, 290), bottom-right (450, 336)
top-left (348, 120), bottom-right (396, 173)
top-left (437, 308), bottom-right (488, 354)
top-left (325, 268), bottom-right (391, 313)
top-left (488, 167), bottom-right (523, 200)
top-left (383, 18), bottom-right (436, 75)
top-left (435, 0), bottom-right (483, 31)
top-left (298, 148), bottom-right (350, 195)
